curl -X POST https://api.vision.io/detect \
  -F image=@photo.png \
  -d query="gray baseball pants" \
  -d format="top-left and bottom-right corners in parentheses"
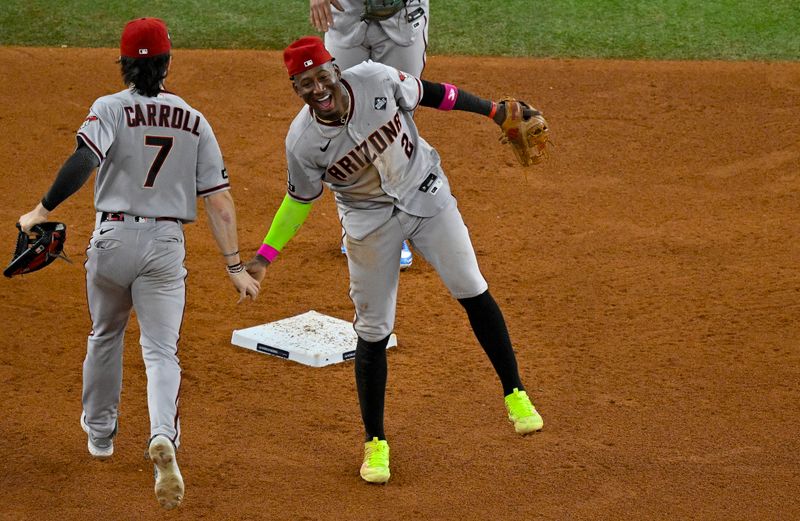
top-left (326, 19), bottom-right (428, 76)
top-left (346, 196), bottom-right (488, 342)
top-left (81, 213), bottom-right (185, 446)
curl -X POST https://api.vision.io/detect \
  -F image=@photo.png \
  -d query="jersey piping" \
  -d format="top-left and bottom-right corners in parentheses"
top-left (197, 182), bottom-right (231, 196)
top-left (77, 132), bottom-right (105, 161)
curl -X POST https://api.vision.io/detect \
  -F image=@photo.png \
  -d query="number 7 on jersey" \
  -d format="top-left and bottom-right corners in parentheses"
top-left (143, 135), bottom-right (174, 188)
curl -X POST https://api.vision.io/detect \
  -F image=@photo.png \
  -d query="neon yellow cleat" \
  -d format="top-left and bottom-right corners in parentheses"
top-left (504, 388), bottom-right (544, 434)
top-left (360, 437), bottom-right (390, 484)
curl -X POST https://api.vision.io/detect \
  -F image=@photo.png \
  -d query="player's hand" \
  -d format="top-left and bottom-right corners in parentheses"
top-left (18, 203), bottom-right (51, 233)
top-left (228, 270), bottom-right (260, 303)
top-left (492, 100), bottom-right (540, 126)
top-left (310, 0), bottom-right (344, 32)
top-left (245, 255), bottom-right (269, 284)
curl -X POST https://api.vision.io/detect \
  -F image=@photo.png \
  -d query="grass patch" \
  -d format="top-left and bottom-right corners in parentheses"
top-left (0, 1), bottom-right (308, 50)
top-left (1, 0), bottom-right (798, 60)
top-left (440, 0), bottom-right (800, 60)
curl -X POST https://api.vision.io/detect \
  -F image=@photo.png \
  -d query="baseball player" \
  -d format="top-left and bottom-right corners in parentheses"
top-left (246, 37), bottom-right (543, 484)
top-left (17, 18), bottom-right (260, 509)
top-left (310, 0), bottom-right (429, 268)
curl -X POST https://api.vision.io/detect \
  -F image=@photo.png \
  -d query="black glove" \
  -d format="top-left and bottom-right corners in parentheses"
top-left (4, 222), bottom-right (69, 278)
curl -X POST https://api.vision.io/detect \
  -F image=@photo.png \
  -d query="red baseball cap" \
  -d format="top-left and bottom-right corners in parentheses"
top-left (120, 18), bottom-right (171, 59)
top-left (283, 36), bottom-right (333, 77)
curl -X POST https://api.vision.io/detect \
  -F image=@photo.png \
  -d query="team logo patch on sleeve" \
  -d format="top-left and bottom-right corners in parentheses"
top-left (79, 115), bottom-right (99, 130)
top-left (374, 97), bottom-right (387, 110)
top-left (398, 71), bottom-right (407, 81)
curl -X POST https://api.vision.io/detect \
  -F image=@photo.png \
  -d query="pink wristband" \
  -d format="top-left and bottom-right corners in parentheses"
top-left (257, 243), bottom-right (279, 262)
top-left (438, 83), bottom-right (458, 111)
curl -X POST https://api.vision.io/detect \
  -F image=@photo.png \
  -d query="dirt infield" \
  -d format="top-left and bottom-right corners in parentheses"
top-left (0, 47), bottom-right (798, 520)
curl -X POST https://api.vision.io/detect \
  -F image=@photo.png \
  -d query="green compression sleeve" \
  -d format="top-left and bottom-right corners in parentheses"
top-left (257, 195), bottom-right (313, 261)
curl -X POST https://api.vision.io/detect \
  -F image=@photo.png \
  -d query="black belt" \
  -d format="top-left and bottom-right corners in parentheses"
top-left (100, 212), bottom-right (179, 223)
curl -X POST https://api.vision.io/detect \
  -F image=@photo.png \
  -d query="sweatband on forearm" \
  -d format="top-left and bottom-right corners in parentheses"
top-left (41, 143), bottom-right (100, 211)
top-left (257, 243), bottom-right (280, 263)
top-left (438, 83), bottom-right (458, 110)
top-left (259, 194), bottom-right (313, 260)
top-left (419, 79), bottom-right (494, 116)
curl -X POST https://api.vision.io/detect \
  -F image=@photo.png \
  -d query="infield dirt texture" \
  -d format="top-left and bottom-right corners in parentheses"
top-left (1, 12), bottom-right (799, 521)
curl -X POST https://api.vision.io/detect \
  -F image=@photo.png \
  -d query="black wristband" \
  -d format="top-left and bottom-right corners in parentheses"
top-left (226, 262), bottom-right (245, 274)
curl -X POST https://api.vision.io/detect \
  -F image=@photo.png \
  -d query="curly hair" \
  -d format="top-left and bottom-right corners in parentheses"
top-left (120, 55), bottom-right (171, 97)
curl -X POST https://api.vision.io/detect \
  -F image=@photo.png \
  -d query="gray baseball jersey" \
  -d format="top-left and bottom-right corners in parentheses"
top-left (79, 89), bottom-right (230, 220)
top-left (287, 61), bottom-right (450, 239)
top-left (325, 0), bottom-right (429, 76)
top-left (284, 62), bottom-right (487, 341)
top-left (79, 88), bottom-right (228, 447)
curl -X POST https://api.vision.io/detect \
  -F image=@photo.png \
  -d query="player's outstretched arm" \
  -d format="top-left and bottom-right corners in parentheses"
top-left (309, 0), bottom-right (344, 32)
top-left (204, 190), bottom-right (261, 303)
top-left (418, 79), bottom-right (538, 124)
top-left (18, 142), bottom-right (99, 232)
top-left (417, 79), bottom-right (550, 166)
top-left (246, 195), bottom-right (313, 283)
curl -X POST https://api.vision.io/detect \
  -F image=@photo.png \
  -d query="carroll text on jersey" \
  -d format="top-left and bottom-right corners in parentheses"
top-left (124, 104), bottom-right (201, 136)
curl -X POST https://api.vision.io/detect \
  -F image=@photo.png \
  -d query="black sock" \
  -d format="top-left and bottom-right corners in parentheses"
top-left (355, 334), bottom-right (390, 441)
top-left (458, 290), bottom-right (524, 396)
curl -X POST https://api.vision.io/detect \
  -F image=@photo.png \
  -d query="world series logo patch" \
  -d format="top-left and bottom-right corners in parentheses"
top-left (374, 97), bottom-right (387, 110)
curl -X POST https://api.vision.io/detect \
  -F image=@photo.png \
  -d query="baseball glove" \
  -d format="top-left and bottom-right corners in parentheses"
top-left (498, 97), bottom-right (551, 167)
top-left (362, 0), bottom-right (406, 21)
top-left (4, 222), bottom-right (69, 278)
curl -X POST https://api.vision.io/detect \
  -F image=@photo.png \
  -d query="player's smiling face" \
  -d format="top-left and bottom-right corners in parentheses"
top-left (292, 63), bottom-right (346, 121)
